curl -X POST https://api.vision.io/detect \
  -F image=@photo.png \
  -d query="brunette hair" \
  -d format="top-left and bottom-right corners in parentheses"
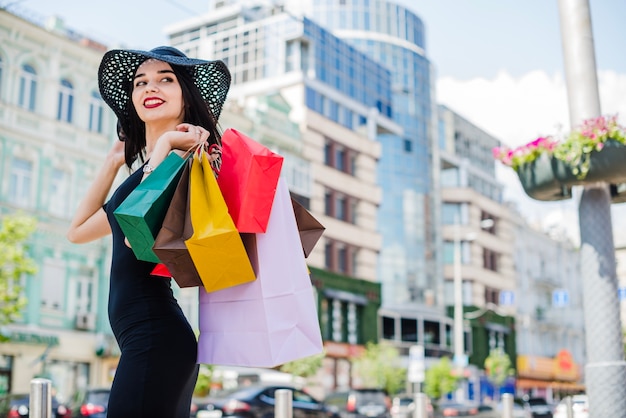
top-left (123, 63), bottom-right (222, 169)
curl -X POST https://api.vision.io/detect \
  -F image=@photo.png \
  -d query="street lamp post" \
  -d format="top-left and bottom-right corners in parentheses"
top-left (453, 219), bottom-right (464, 375)
top-left (452, 216), bottom-right (494, 402)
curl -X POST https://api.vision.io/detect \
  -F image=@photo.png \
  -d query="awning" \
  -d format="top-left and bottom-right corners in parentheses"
top-left (516, 378), bottom-right (585, 392)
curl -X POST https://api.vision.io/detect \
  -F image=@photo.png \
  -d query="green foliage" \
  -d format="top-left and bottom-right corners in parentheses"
top-left (484, 347), bottom-right (513, 387)
top-left (0, 214), bottom-right (37, 330)
top-left (279, 351), bottom-right (324, 378)
top-left (353, 341), bottom-right (406, 395)
top-left (194, 364), bottom-right (214, 396)
top-left (423, 357), bottom-right (459, 402)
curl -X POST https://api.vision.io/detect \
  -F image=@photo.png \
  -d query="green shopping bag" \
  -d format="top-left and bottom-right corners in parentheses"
top-left (114, 152), bottom-right (189, 263)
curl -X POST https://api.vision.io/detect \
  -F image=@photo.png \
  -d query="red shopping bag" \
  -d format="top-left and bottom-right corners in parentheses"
top-left (216, 128), bottom-right (284, 233)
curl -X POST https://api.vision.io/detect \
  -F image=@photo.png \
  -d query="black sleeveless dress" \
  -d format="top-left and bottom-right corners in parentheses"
top-left (103, 166), bottom-right (198, 417)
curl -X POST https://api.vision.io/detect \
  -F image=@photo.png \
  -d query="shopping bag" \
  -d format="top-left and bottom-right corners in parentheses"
top-left (152, 159), bottom-right (204, 288)
top-left (114, 152), bottom-right (188, 263)
top-left (185, 148), bottom-right (256, 292)
top-left (291, 198), bottom-right (325, 258)
top-left (216, 128), bottom-right (284, 233)
top-left (197, 178), bottom-right (324, 367)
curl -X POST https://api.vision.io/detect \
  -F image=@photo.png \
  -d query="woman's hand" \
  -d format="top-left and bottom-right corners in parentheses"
top-left (107, 137), bottom-right (126, 168)
top-left (156, 123), bottom-right (211, 154)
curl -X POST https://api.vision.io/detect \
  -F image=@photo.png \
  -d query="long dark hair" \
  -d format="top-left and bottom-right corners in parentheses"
top-left (123, 62), bottom-right (222, 169)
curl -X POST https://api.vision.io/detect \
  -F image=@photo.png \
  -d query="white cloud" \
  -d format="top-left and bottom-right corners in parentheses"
top-left (436, 70), bottom-right (626, 245)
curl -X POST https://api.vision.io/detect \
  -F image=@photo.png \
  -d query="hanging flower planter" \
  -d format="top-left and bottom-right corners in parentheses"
top-left (516, 153), bottom-right (571, 201)
top-left (494, 115), bottom-right (626, 202)
top-left (553, 139), bottom-right (626, 185)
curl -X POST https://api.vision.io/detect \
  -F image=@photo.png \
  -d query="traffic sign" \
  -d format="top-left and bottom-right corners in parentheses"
top-left (408, 344), bottom-right (425, 383)
top-left (552, 289), bottom-right (569, 307)
top-left (499, 290), bottom-right (514, 306)
top-left (619, 287), bottom-right (626, 301)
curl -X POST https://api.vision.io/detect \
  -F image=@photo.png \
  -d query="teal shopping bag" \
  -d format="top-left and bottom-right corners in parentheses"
top-left (114, 152), bottom-right (189, 263)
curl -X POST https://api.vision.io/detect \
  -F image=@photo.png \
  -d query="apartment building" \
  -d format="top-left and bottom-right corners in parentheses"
top-left (0, 9), bottom-right (118, 399)
top-left (165, 3), bottom-right (400, 391)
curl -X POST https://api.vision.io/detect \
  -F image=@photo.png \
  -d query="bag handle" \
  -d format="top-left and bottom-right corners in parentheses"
top-left (194, 142), bottom-right (223, 175)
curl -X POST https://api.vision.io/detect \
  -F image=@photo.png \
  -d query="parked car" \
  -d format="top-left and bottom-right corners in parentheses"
top-left (0, 393), bottom-right (72, 417)
top-left (495, 399), bottom-right (531, 418)
top-left (324, 388), bottom-right (390, 418)
top-left (191, 385), bottom-right (334, 418)
top-left (553, 395), bottom-right (588, 418)
top-left (522, 397), bottom-right (553, 418)
top-left (390, 394), bottom-right (433, 418)
top-left (71, 388), bottom-right (110, 418)
top-left (436, 401), bottom-right (478, 417)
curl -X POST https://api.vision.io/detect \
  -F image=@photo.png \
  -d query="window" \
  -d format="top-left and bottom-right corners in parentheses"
top-left (9, 158), bottom-right (33, 207)
top-left (331, 299), bottom-right (343, 341)
top-left (424, 320), bottom-right (441, 345)
top-left (483, 248), bottom-right (499, 272)
top-left (485, 287), bottom-right (499, 305)
top-left (75, 268), bottom-right (94, 313)
top-left (382, 316), bottom-right (396, 340)
top-left (325, 239), bottom-right (357, 276)
top-left (41, 259), bottom-right (65, 310)
top-left (57, 79), bottom-right (74, 122)
top-left (403, 138), bottom-right (412, 152)
top-left (49, 168), bottom-right (69, 217)
top-left (19, 64), bottom-right (37, 111)
top-left (324, 138), bottom-right (357, 175)
top-left (88, 91), bottom-right (103, 132)
top-left (324, 188), bottom-right (357, 224)
top-left (400, 318), bottom-right (417, 342)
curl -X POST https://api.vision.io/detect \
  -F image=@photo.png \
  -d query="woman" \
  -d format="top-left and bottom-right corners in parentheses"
top-left (67, 46), bottom-right (230, 417)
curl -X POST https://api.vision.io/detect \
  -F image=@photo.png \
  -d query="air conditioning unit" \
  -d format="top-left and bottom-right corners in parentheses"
top-left (75, 312), bottom-right (96, 331)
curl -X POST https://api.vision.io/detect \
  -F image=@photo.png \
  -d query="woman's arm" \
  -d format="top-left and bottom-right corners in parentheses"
top-left (67, 140), bottom-right (126, 244)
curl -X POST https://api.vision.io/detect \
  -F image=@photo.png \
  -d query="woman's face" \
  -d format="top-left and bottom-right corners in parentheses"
top-left (131, 59), bottom-right (185, 126)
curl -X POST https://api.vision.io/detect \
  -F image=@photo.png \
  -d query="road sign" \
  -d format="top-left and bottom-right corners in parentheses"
top-left (619, 287), bottom-right (626, 301)
top-left (552, 289), bottom-right (569, 307)
top-left (408, 344), bottom-right (425, 383)
top-left (499, 290), bottom-right (514, 306)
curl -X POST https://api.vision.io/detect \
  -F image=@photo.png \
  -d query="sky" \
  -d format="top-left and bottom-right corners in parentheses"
top-left (6, 0), bottom-right (626, 244)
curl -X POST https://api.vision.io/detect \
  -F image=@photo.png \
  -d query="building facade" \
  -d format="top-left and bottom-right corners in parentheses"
top-left (0, 9), bottom-right (119, 399)
top-left (281, 0), bottom-right (440, 311)
top-left (165, 3), bottom-right (400, 392)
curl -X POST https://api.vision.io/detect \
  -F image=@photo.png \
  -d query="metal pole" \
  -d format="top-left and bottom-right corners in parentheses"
top-left (29, 378), bottom-right (51, 418)
top-left (453, 217), bottom-right (465, 402)
top-left (557, 1), bottom-right (626, 417)
top-left (275, 389), bottom-right (293, 418)
top-left (412, 393), bottom-right (429, 418)
top-left (565, 396), bottom-right (574, 418)
top-left (500, 393), bottom-right (513, 418)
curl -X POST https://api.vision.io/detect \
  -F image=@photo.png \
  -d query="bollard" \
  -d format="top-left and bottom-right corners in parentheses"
top-left (564, 396), bottom-right (573, 418)
top-left (29, 378), bottom-right (52, 418)
top-left (275, 388), bottom-right (293, 418)
top-left (412, 393), bottom-right (429, 418)
top-left (501, 393), bottom-right (513, 418)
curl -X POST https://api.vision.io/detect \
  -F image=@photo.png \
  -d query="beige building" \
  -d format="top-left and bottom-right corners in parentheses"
top-left (0, 9), bottom-right (119, 398)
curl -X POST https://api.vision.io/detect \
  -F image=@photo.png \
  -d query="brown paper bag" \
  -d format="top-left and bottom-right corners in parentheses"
top-left (152, 159), bottom-right (203, 288)
top-left (291, 198), bottom-right (325, 258)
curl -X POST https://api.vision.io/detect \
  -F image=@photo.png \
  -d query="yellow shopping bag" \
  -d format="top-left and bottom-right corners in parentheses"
top-left (185, 147), bottom-right (256, 292)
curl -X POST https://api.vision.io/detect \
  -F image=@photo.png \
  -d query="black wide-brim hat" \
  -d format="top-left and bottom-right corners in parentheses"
top-left (98, 46), bottom-right (231, 131)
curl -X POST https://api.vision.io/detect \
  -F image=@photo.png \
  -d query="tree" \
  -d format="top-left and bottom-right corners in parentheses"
top-left (352, 341), bottom-right (406, 395)
top-left (0, 214), bottom-right (37, 332)
top-left (423, 357), bottom-right (459, 403)
top-left (483, 347), bottom-right (514, 401)
top-left (279, 351), bottom-right (325, 379)
top-left (194, 364), bottom-right (214, 397)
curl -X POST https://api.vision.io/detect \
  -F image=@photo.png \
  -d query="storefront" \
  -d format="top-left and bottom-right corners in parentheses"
top-left (516, 349), bottom-right (585, 400)
top-left (0, 326), bottom-right (117, 402)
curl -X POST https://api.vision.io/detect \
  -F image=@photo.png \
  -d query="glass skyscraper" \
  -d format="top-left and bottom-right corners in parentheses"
top-left (284, 0), bottom-right (439, 308)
